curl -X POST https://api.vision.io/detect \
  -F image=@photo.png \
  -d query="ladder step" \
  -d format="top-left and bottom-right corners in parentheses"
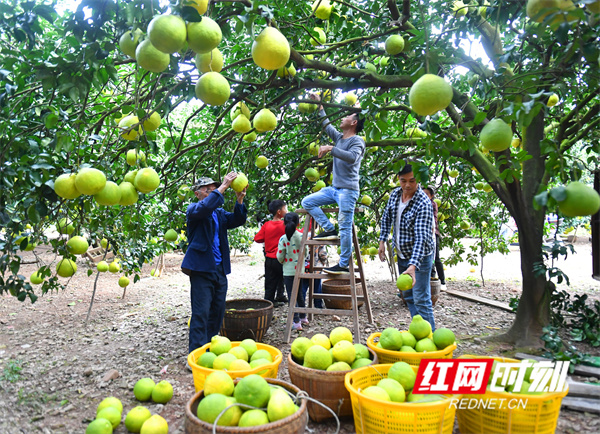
top-left (304, 239), bottom-right (340, 246)
top-left (313, 294), bottom-right (366, 301)
top-left (288, 307), bottom-right (357, 315)
top-left (300, 272), bottom-right (361, 279)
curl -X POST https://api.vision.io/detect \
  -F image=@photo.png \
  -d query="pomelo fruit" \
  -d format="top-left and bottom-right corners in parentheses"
top-left (119, 115), bottom-right (141, 141)
top-left (56, 258), bottom-right (77, 278)
top-left (267, 388), bottom-right (297, 422)
top-left (75, 168), bottom-right (106, 195)
top-left (360, 195), bottom-right (372, 206)
top-left (305, 167), bottom-right (319, 182)
top-left (362, 386), bottom-right (391, 401)
top-left (313, 180), bottom-right (326, 192)
top-left (526, 0), bottom-right (577, 28)
top-left (303, 344), bottom-right (333, 370)
top-left (432, 328), bottom-right (456, 349)
top-left (448, 169), bottom-right (459, 178)
top-left (240, 339), bottom-right (258, 358)
top-left (231, 173), bottom-right (248, 192)
top-left (232, 113), bottom-right (251, 133)
top-left (124, 406), bottom-right (151, 433)
top-left (512, 138), bottom-right (521, 148)
top-left (210, 336), bottom-right (232, 355)
top-left (67, 236), bottom-right (89, 255)
top-left (151, 380), bottom-right (173, 404)
top-left (460, 220), bottom-right (471, 230)
top-left (354, 343), bottom-right (370, 359)
top-left (134, 168), bottom-right (160, 194)
top-left (234, 374), bottom-right (271, 408)
top-left (97, 397), bottom-right (123, 414)
top-left (327, 361), bottom-right (352, 371)
top-left (385, 34), bottom-right (405, 55)
top-left (309, 27), bottom-right (326, 46)
top-left (124, 170), bottom-right (138, 184)
top-left (188, 0), bottom-right (209, 14)
top-left (94, 181), bottom-right (121, 206)
top-left (409, 74), bottom-right (453, 116)
top-left (483, 184), bottom-right (493, 193)
top-left (557, 182), bottom-right (600, 217)
top-left (118, 181), bottom-right (139, 205)
top-left (249, 358), bottom-right (270, 374)
top-left (252, 27), bottom-right (290, 70)
top-left (229, 359), bottom-right (251, 371)
top-left (230, 101), bottom-right (251, 120)
top-left (96, 407), bottom-right (121, 429)
top-left (108, 261), bottom-right (121, 273)
top-left (118, 276), bottom-right (130, 288)
top-left (195, 71), bottom-right (230, 106)
top-left (388, 361), bottom-right (416, 391)
top-left (480, 118), bottom-right (512, 152)
top-left (255, 155), bottom-right (268, 169)
top-left (135, 39), bottom-right (170, 73)
top-left (228, 346), bottom-right (249, 361)
top-left (205, 371), bottom-right (234, 397)
top-left (243, 131), bottom-right (256, 141)
top-left (475, 181), bottom-right (485, 191)
top-left (148, 14), bottom-right (187, 54)
top-left (143, 111), bottom-right (161, 131)
top-left (250, 349), bottom-right (272, 362)
top-left (344, 92), bottom-right (357, 105)
top-left (406, 127), bottom-right (427, 138)
top-left (164, 229), bottom-right (178, 242)
top-left (332, 340), bottom-right (356, 364)
top-left (197, 394), bottom-right (241, 426)
top-left (330, 326), bottom-right (353, 345)
top-left (277, 63), bottom-right (296, 78)
top-left (126, 149), bottom-right (146, 166)
top-left (408, 315), bottom-right (432, 340)
top-left (547, 93), bottom-right (559, 107)
top-left (377, 378), bottom-right (406, 402)
top-left (195, 48), bottom-right (223, 73)
top-left (57, 218), bottom-right (74, 235)
top-left (310, 333), bottom-right (331, 349)
top-left (291, 337), bottom-right (314, 361)
top-left (213, 353), bottom-right (237, 370)
top-left (198, 351), bottom-right (217, 368)
top-left (351, 357), bottom-right (373, 369)
top-left (140, 414), bottom-right (168, 434)
top-left (253, 108), bottom-right (277, 132)
top-left (187, 17), bottom-right (222, 54)
top-left (380, 327), bottom-right (403, 350)
top-left (400, 345), bottom-right (417, 352)
top-left (30, 270), bottom-right (44, 284)
top-left (54, 173), bottom-right (81, 199)
top-left (238, 409), bottom-right (269, 427)
top-left (299, 102), bottom-right (318, 114)
top-left (85, 418), bottom-right (112, 434)
top-left (415, 337), bottom-right (437, 352)
top-left (119, 28), bottom-right (144, 59)
top-left (312, 0), bottom-right (332, 19)
top-left (134, 378), bottom-right (156, 401)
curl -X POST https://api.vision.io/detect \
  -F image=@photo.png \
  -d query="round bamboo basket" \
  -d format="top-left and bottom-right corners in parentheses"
top-left (185, 378), bottom-right (308, 434)
top-left (220, 298), bottom-right (273, 342)
top-left (287, 347), bottom-right (378, 422)
top-left (321, 278), bottom-right (363, 310)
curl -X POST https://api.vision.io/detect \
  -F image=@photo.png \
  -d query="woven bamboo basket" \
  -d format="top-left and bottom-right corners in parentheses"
top-left (220, 299), bottom-right (273, 342)
top-left (184, 378), bottom-right (308, 434)
top-left (321, 278), bottom-right (363, 310)
top-left (287, 347), bottom-right (378, 422)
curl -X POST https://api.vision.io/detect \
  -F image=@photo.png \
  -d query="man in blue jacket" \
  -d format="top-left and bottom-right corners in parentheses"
top-left (182, 172), bottom-right (247, 355)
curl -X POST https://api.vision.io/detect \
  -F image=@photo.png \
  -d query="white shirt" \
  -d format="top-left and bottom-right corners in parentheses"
top-left (395, 197), bottom-right (410, 259)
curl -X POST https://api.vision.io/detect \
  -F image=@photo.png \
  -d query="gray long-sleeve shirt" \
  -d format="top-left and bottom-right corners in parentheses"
top-left (320, 110), bottom-right (365, 191)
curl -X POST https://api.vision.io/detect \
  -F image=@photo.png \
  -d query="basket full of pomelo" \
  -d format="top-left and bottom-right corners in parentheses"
top-left (367, 316), bottom-right (457, 365)
top-left (188, 336), bottom-right (282, 392)
top-left (345, 363), bottom-right (460, 434)
top-left (455, 355), bottom-right (568, 434)
top-left (185, 374), bottom-right (308, 433)
top-left (287, 326), bottom-right (378, 422)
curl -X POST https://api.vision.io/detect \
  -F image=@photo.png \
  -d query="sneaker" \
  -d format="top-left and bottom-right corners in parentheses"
top-left (314, 229), bottom-right (339, 240)
top-left (300, 318), bottom-right (309, 326)
top-left (275, 296), bottom-right (288, 303)
top-left (292, 322), bottom-right (303, 331)
top-left (273, 301), bottom-right (285, 308)
top-left (323, 264), bottom-right (349, 274)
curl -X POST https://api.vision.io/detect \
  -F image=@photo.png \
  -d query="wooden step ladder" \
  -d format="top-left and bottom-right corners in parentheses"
top-left (283, 208), bottom-right (373, 343)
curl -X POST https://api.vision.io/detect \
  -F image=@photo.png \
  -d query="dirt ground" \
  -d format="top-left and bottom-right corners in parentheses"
top-left (1, 240), bottom-right (599, 433)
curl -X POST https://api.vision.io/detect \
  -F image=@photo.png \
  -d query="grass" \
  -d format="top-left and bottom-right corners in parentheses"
top-left (0, 359), bottom-right (23, 383)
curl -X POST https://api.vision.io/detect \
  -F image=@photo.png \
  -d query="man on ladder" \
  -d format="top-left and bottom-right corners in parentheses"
top-left (301, 93), bottom-right (366, 274)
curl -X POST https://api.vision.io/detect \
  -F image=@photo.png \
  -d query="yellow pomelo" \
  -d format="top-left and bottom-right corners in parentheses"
top-left (267, 389), bottom-right (297, 422)
top-left (396, 274), bottom-right (413, 291)
top-left (228, 346), bottom-right (249, 361)
top-left (108, 261), bottom-right (121, 273)
top-left (85, 418), bottom-right (112, 434)
top-left (313, 180), bottom-right (326, 192)
top-left (96, 407), bottom-right (121, 430)
top-left (164, 229), bottom-right (178, 242)
top-left (134, 168), bottom-right (160, 194)
top-left (332, 340), bottom-right (356, 364)
top-left (195, 48), bottom-right (223, 73)
top-left (143, 111), bottom-right (161, 131)
top-left (56, 218), bottom-right (74, 235)
top-left (330, 326), bottom-right (353, 345)
top-left (75, 168), bottom-right (106, 195)
top-left (558, 182), bottom-right (600, 217)
top-left (118, 276), bottom-right (130, 288)
top-left (432, 327), bottom-right (456, 349)
top-left (229, 359), bottom-right (252, 371)
top-left (309, 27), bottom-right (326, 46)
top-left (119, 115), bottom-right (141, 141)
top-left (303, 344), bottom-right (332, 370)
top-left (238, 409), bottom-right (269, 427)
top-left (512, 138), bottom-right (521, 148)
top-left (409, 74), bottom-right (453, 116)
top-left (380, 327), bottom-right (403, 350)
top-left (415, 337), bottom-right (438, 352)
top-left (361, 195), bottom-right (372, 206)
top-left (213, 353), bottom-right (236, 370)
top-left (124, 170), bottom-right (138, 184)
top-left (97, 261), bottom-right (109, 272)
top-left (187, 0), bottom-right (209, 14)
top-left (406, 127), bottom-right (427, 138)
top-left (291, 337), bottom-right (314, 361)
top-left (151, 380), bottom-right (173, 404)
top-left (311, 333), bottom-right (331, 349)
top-left (231, 173), bottom-right (248, 192)
top-left (126, 149), bottom-right (145, 166)
top-left (30, 270), bottom-right (44, 284)
top-left (277, 63), bottom-right (296, 78)
top-left (255, 155), bottom-right (268, 169)
top-left (344, 92), bottom-right (357, 105)
top-left (119, 28), bottom-right (144, 58)
top-left (205, 371), bottom-right (234, 396)
top-left (97, 397), bottom-right (123, 414)
top-left (408, 315), bottom-right (432, 340)
top-left (243, 131), bottom-right (257, 142)
top-left (230, 101), bottom-right (251, 120)
top-left (67, 236), bottom-right (89, 255)
top-left (197, 394), bottom-right (241, 426)
top-left (252, 27), bottom-right (290, 70)
top-left (54, 173), bottom-right (81, 199)
top-left (362, 386), bottom-right (391, 401)
top-left (547, 93), bottom-right (559, 107)
top-left (377, 378), bottom-right (406, 402)
top-left (187, 17), bottom-right (222, 54)
top-left (94, 181), bottom-right (121, 206)
top-left (305, 167), bottom-right (319, 182)
top-left (234, 374), bottom-right (271, 408)
top-left (210, 335), bottom-right (231, 355)
top-left (299, 102), bottom-right (317, 114)
top-left (483, 184), bottom-right (493, 193)
top-left (385, 34), bottom-right (405, 55)
top-left (148, 14), bottom-right (187, 54)
top-left (140, 414), bottom-right (168, 434)
top-left (253, 108), bottom-right (277, 132)
top-left (240, 339), bottom-right (258, 358)
top-left (327, 361), bottom-right (352, 371)
top-left (232, 114), bottom-right (251, 133)
top-left (56, 258), bottom-right (77, 277)
top-left (135, 39), bottom-right (170, 73)
top-left (125, 406), bottom-right (152, 433)
top-left (195, 72), bottom-right (230, 106)
top-left (388, 361), bottom-right (416, 391)
top-left (526, 0), bottom-right (578, 27)
top-left (118, 181), bottom-right (139, 205)
top-left (134, 378), bottom-right (155, 401)
top-left (481, 118), bottom-right (512, 152)
top-left (312, 0), bottom-right (332, 19)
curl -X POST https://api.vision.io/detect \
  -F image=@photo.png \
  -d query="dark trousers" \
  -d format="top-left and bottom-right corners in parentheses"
top-left (189, 263), bottom-right (227, 354)
top-left (284, 276), bottom-right (307, 322)
top-left (264, 257), bottom-right (284, 301)
top-left (302, 278), bottom-right (323, 308)
top-left (431, 234), bottom-right (446, 285)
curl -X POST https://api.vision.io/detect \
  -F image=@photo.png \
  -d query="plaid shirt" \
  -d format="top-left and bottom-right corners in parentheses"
top-left (379, 186), bottom-right (435, 269)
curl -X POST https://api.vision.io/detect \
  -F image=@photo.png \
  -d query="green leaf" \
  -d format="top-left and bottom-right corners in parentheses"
top-left (44, 113), bottom-right (59, 129)
top-left (549, 186), bottom-right (567, 202)
top-left (534, 191), bottom-right (548, 207)
top-left (473, 112), bottom-right (487, 125)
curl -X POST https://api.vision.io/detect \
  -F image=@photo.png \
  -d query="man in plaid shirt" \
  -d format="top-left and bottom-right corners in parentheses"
top-left (378, 164), bottom-right (436, 329)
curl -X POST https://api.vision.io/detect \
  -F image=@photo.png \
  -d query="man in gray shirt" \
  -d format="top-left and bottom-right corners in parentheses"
top-left (301, 94), bottom-right (366, 274)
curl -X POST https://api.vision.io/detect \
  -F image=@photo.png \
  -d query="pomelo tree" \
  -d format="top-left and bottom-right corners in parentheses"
top-left (1, 0), bottom-right (599, 346)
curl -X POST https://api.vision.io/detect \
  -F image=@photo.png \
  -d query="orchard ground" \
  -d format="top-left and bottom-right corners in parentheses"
top-left (1, 238), bottom-right (599, 433)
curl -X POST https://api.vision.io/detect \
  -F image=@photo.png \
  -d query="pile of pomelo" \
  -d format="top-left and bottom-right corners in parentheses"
top-left (290, 326), bottom-right (374, 371)
top-left (194, 336), bottom-right (273, 373)
top-left (195, 373), bottom-right (300, 427)
top-left (85, 387), bottom-right (172, 434)
top-left (375, 315), bottom-right (456, 353)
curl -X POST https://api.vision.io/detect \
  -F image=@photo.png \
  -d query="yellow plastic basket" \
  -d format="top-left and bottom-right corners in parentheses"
top-left (455, 355), bottom-right (569, 434)
top-left (366, 332), bottom-right (457, 365)
top-left (187, 341), bottom-right (282, 392)
top-left (344, 364), bottom-right (460, 434)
